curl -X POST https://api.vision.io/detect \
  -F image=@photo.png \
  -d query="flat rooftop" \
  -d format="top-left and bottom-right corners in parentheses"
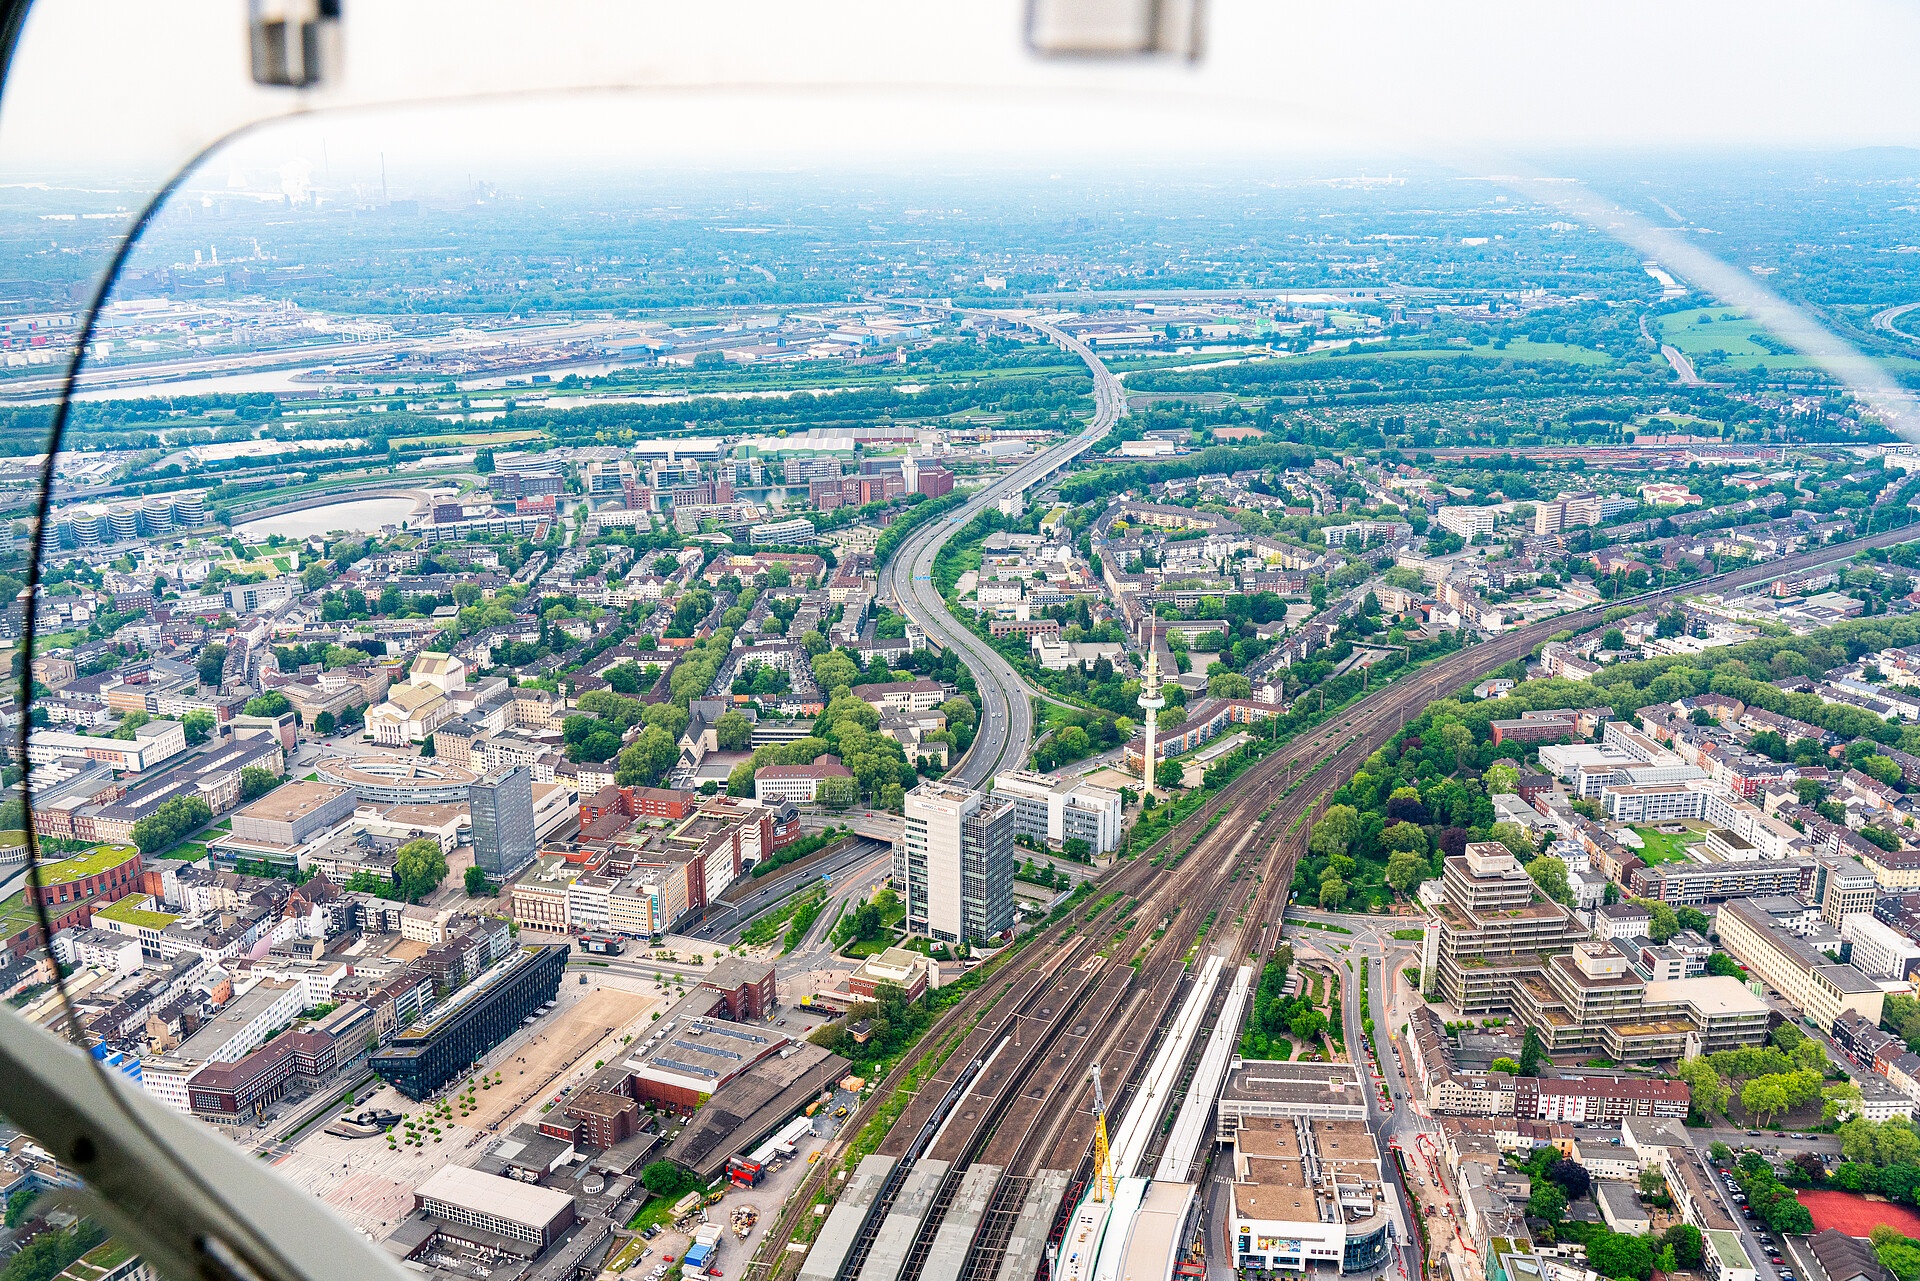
top-left (173, 979), bottom-right (296, 1062)
top-left (1223, 1060), bottom-right (1367, 1112)
top-left (237, 781), bottom-right (351, 824)
top-left (627, 1009), bottom-right (783, 1085)
top-left (415, 1164), bottom-right (573, 1231)
top-left (36, 843), bottom-right (139, 882)
top-left (1232, 1115), bottom-right (1383, 1226)
top-left (93, 893), bottom-right (178, 931)
top-left (1705, 1229), bottom-right (1752, 1272)
top-left (389, 947), bottom-right (547, 1045)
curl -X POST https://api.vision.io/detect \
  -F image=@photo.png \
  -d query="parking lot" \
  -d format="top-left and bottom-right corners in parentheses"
top-left (1708, 1146), bottom-right (1817, 1281)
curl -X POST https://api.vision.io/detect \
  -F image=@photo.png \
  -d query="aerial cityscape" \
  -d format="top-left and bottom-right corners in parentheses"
top-left (7, 139), bottom-right (1920, 1281)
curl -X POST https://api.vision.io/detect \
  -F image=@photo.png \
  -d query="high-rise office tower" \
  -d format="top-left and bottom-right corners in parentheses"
top-left (471, 765), bottom-right (536, 877)
top-left (898, 782), bottom-right (1016, 944)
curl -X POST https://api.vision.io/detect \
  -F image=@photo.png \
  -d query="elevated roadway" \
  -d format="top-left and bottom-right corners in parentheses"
top-left (756, 517), bottom-right (1920, 1281)
top-left (878, 310), bottom-right (1126, 785)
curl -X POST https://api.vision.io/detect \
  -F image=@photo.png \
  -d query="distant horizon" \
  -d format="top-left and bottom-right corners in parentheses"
top-left (5, 144), bottom-right (1920, 207)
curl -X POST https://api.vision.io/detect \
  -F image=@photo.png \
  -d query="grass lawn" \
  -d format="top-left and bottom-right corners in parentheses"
top-left (1308, 341), bottom-right (1612, 366)
top-left (1289, 919), bottom-right (1356, 934)
top-left (1479, 339), bottom-right (1614, 365)
top-left (624, 1194), bottom-right (683, 1234)
top-left (162, 842), bottom-right (209, 861)
top-left (1646, 412), bottom-right (1724, 432)
top-left (1658, 310), bottom-right (1817, 370)
top-left (1631, 825), bottom-right (1702, 865)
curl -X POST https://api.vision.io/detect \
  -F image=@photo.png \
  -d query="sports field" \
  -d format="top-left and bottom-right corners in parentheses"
top-left (1799, 1188), bottom-right (1920, 1237)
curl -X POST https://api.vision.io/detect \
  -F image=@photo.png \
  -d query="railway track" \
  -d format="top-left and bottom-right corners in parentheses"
top-left (744, 520), bottom-right (1920, 1281)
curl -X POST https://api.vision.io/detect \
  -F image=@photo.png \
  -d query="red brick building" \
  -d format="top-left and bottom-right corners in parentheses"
top-left (1489, 717), bottom-right (1579, 746)
top-left (1513, 1075), bottom-right (1690, 1122)
top-left (539, 1089), bottom-right (639, 1149)
top-left (27, 843), bottom-right (143, 911)
top-left (577, 783), bottom-right (697, 830)
top-left (988, 618), bottom-right (1061, 640)
top-left (701, 957), bottom-right (778, 1021)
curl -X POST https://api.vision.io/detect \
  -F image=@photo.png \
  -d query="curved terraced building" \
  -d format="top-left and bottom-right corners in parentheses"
top-left (317, 752), bottom-right (481, 805)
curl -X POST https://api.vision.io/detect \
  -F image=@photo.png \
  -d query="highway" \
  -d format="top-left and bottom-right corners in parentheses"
top-left (878, 309), bottom-right (1127, 785)
top-left (1872, 302), bottom-right (1920, 342)
top-left (1640, 312), bottom-right (1704, 385)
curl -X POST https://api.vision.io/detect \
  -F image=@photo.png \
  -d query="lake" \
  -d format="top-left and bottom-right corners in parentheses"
top-left (233, 495), bottom-right (423, 541)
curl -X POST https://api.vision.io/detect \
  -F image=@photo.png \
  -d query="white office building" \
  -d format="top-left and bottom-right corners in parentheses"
top-left (1847, 916), bottom-right (1920, 981)
top-left (990, 769), bottom-right (1124, 854)
top-left (1435, 506), bottom-right (1501, 541)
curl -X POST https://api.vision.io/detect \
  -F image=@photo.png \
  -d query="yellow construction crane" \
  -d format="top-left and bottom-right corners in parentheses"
top-left (1090, 1062), bottom-right (1115, 1202)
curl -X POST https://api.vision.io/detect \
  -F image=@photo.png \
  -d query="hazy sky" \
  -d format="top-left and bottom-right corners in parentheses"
top-left (2, 0), bottom-right (1917, 182)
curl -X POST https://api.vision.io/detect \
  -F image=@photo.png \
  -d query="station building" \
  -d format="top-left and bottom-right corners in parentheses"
top-left (1226, 1115), bottom-right (1393, 1274)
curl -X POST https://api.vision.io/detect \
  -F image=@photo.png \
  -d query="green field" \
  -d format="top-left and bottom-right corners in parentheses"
top-left (1480, 339), bottom-right (1615, 365)
top-left (1657, 310), bottom-right (1816, 369)
top-left (1305, 341), bottom-right (1613, 366)
top-left (1631, 825), bottom-right (1702, 866)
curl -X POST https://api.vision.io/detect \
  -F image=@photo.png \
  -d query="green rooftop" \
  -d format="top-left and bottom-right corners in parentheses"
top-left (94, 894), bottom-right (177, 931)
top-left (0, 887), bottom-right (36, 937)
top-left (58, 1237), bottom-right (136, 1281)
top-left (37, 844), bottom-right (139, 884)
top-left (1704, 1230), bottom-right (1752, 1272)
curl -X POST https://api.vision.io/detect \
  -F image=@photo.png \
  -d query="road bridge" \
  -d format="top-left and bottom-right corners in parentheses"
top-left (877, 308), bottom-right (1125, 786)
